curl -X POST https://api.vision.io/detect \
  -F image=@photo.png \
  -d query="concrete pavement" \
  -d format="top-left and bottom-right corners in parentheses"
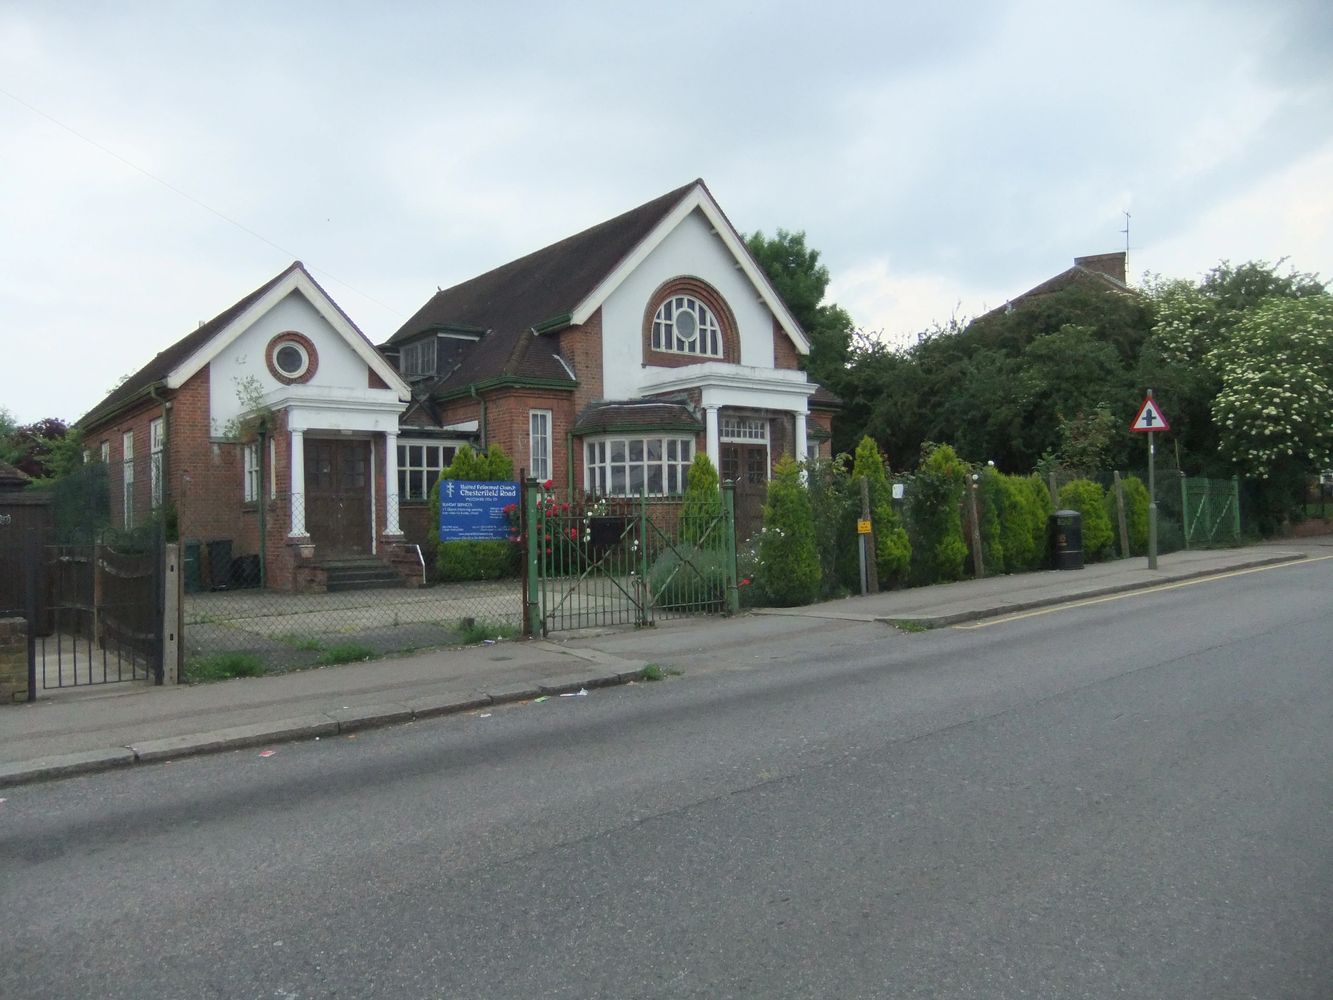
top-left (1, 539), bottom-right (1321, 787)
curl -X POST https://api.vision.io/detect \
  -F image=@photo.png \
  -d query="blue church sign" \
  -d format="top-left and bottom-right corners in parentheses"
top-left (438, 480), bottom-right (521, 542)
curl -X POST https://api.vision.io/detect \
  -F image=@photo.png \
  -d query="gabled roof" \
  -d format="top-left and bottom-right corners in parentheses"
top-left (80, 262), bottom-right (411, 429)
top-left (389, 179), bottom-right (810, 397)
top-left (978, 251), bottom-right (1132, 323)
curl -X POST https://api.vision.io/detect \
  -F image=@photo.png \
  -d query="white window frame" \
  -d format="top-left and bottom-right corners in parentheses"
top-left (149, 418), bottom-right (165, 510)
top-left (243, 442), bottom-right (260, 503)
top-left (529, 410), bottom-right (552, 482)
top-left (583, 435), bottom-right (694, 497)
top-left (396, 440), bottom-right (460, 501)
top-left (100, 441), bottom-right (109, 464)
top-left (650, 294), bottom-right (723, 358)
top-left (122, 430), bottom-right (135, 529)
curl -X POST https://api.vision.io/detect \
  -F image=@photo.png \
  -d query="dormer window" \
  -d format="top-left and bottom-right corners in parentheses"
top-left (651, 295), bottom-right (722, 357)
top-left (399, 338), bottom-right (437, 378)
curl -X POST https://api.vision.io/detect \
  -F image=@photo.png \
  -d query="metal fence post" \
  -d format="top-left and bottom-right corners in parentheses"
top-left (637, 489), bottom-right (650, 627)
top-left (1180, 474), bottom-right (1191, 549)
top-left (524, 478), bottom-right (541, 637)
top-left (162, 540), bottom-right (180, 684)
top-left (723, 480), bottom-right (739, 615)
top-left (1231, 476), bottom-right (1241, 542)
top-left (24, 535), bottom-right (39, 702)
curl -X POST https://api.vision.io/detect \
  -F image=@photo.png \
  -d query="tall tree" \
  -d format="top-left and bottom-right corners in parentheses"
top-left (746, 229), bottom-right (855, 387)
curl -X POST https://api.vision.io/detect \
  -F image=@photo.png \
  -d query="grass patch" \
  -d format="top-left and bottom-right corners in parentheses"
top-left (277, 636), bottom-right (323, 652)
top-left (890, 619), bottom-right (930, 633)
top-left (454, 618), bottom-right (522, 644)
top-left (317, 643), bottom-right (377, 666)
top-left (639, 663), bottom-right (683, 682)
top-left (185, 652), bottom-right (266, 683)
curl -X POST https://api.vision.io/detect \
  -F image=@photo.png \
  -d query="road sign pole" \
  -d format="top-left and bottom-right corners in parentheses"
top-left (1148, 432), bottom-right (1158, 570)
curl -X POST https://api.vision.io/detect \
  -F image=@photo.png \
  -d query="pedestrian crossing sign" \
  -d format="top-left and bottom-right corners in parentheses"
top-left (1131, 397), bottom-right (1169, 432)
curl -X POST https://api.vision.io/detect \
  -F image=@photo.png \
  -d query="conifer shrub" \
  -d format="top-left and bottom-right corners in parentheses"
top-left (679, 452), bottom-right (724, 546)
top-left (1057, 478), bottom-right (1114, 560)
top-left (1107, 475), bottom-right (1150, 555)
top-left (756, 456), bottom-right (821, 606)
top-left (976, 466), bottom-right (1006, 576)
top-left (995, 472), bottom-right (1051, 572)
top-left (430, 444), bottom-right (520, 581)
top-left (803, 454), bottom-right (860, 596)
top-left (850, 436), bottom-right (911, 588)
top-left (908, 443), bottom-right (968, 584)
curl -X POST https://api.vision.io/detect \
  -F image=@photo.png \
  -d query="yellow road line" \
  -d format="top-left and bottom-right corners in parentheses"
top-left (955, 554), bottom-right (1330, 629)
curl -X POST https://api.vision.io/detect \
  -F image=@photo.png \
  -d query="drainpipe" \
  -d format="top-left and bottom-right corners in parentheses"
top-left (469, 384), bottom-right (487, 450)
top-left (566, 429), bottom-right (575, 497)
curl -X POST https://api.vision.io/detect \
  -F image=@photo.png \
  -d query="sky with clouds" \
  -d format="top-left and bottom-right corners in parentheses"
top-left (3, 0), bottom-right (1330, 424)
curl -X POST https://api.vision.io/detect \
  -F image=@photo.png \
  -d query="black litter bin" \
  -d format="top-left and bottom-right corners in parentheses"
top-left (206, 539), bottom-right (233, 590)
top-left (1050, 510), bottom-right (1083, 570)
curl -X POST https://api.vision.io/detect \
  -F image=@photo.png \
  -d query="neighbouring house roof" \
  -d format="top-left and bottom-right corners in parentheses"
top-left (809, 384), bottom-right (842, 409)
top-left (387, 179), bottom-right (811, 399)
top-left (977, 251), bottom-right (1132, 324)
top-left (572, 401), bottom-right (703, 436)
top-left (0, 459), bottom-right (32, 491)
top-left (78, 262), bottom-right (411, 430)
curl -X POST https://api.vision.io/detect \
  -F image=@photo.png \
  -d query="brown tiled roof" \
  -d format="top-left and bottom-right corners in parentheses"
top-left (572, 401), bottom-right (703, 435)
top-left (977, 252), bottom-right (1132, 324)
top-left (0, 459), bottom-right (32, 490)
top-left (389, 181), bottom-right (702, 395)
top-left (809, 383), bottom-right (841, 408)
top-left (79, 262), bottom-right (307, 430)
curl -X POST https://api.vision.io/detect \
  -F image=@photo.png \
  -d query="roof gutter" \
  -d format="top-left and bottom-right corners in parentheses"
top-left (79, 380), bottom-right (168, 433)
top-left (434, 375), bottom-right (576, 403)
top-left (531, 313), bottom-right (573, 336)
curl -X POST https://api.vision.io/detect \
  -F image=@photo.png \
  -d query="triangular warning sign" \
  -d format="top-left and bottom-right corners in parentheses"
top-left (1131, 397), bottom-right (1170, 432)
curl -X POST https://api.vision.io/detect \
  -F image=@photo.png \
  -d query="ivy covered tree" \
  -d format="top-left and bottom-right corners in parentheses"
top-left (850, 436), bottom-right (910, 587)
top-left (745, 228), bottom-right (855, 388)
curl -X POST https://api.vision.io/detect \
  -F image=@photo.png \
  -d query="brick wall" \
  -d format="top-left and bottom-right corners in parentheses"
top-left (773, 317), bottom-right (801, 370)
top-left (0, 616), bottom-right (28, 703)
top-left (558, 308), bottom-right (604, 416)
top-left (484, 388), bottom-right (576, 488)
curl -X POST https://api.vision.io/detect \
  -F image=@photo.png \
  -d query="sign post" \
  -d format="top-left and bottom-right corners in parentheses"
top-left (1130, 390), bottom-right (1171, 569)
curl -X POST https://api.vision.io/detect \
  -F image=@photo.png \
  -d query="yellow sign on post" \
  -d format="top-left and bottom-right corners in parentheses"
top-left (857, 519), bottom-right (872, 535)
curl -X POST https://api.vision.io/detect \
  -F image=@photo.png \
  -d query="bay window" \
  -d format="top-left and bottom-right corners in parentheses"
top-left (584, 435), bottom-right (694, 496)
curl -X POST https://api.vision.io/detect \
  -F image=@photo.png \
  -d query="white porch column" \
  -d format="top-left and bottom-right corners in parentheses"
top-left (383, 430), bottom-right (401, 535)
top-left (705, 406), bottom-right (720, 470)
top-left (289, 429), bottom-right (306, 537)
top-left (794, 410), bottom-right (808, 461)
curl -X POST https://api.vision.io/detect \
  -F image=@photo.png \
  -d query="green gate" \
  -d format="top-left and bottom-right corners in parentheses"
top-left (1181, 476), bottom-right (1242, 548)
top-left (523, 482), bottom-right (739, 635)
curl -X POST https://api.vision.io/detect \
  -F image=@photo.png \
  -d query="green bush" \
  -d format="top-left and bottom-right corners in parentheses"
top-left (680, 452), bottom-right (723, 546)
top-left (1057, 478), bottom-right (1114, 560)
top-left (996, 472), bottom-right (1051, 572)
top-left (976, 466), bottom-right (1005, 576)
top-left (429, 444), bottom-right (521, 581)
top-left (803, 454), bottom-right (860, 597)
top-left (1118, 475), bottom-right (1150, 555)
top-left (318, 643), bottom-right (377, 666)
top-left (648, 547), bottom-right (729, 609)
top-left (850, 436), bottom-right (911, 587)
top-left (757, 456), bottom-right (821, 606)
top-left (908, 443), bottom-right (968, 584)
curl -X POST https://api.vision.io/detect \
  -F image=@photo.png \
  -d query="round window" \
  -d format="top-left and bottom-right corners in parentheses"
top-left (275, 344), bottom-right (306, 375)
top-left (674, 307), bottom-right (698, 344)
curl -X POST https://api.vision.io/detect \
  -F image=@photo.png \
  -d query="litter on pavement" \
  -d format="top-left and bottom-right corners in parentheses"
top-left (258, 749), bottom-right (277, 758)
top-left (533, 696), bottom-right (549, 703)
top-left (559, 688), bottom-right (589, 698)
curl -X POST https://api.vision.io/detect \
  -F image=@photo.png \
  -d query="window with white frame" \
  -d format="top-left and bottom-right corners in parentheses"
top-left (243, 442), bottom-right (260, 502)
top-left (149, 418), bottom-right (165, 509)
top-left (122, 430), bottom-right (135, 528)
top-left (584, 436), bottom-right (694, 496)
top-left (396, 441), bottom-right (459, 501)
top-left (398, 338), bottom-right (437, 378)
top-left (651, 295), bottom-right (722, 357)
top-left (720, 416), bottom-right (768, 442)
top-left (529, 410), bottom-right (552, 482)
top-left (100, 441), bottom-right (109, 464)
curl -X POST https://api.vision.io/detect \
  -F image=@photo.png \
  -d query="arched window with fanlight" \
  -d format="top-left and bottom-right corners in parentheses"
top-left (651, 294), bottom-right (723, 358)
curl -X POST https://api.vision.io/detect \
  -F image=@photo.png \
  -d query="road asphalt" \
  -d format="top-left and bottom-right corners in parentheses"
top-left (1, 539), bottom-right (1323, 788)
